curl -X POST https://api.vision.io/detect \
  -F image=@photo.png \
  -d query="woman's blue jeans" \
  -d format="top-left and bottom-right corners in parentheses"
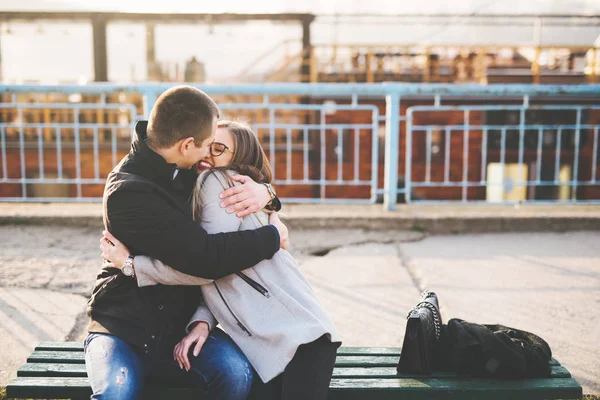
top-left (84, 329), bottom-right (254, 400)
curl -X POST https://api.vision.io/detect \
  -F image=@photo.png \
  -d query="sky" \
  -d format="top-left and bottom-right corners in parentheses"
top-left (1, 0), bottom-right (599, 83)
top-left (4, 0), bottom-right (600, 15)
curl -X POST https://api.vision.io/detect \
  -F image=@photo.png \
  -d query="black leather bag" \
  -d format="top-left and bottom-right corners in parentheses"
top-left (397, 291), bottom-right (442, 374)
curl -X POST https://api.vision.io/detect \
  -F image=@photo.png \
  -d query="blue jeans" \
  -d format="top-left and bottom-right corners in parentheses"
top-left (84, 329), bottom-right (254, 400)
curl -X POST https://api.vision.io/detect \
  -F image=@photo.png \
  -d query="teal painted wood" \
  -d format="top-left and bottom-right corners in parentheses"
top-left (328, 377), bottom-right (582, 400)
top-left (7, 377), bottom-right (91, 400)
top-left (24, 352), bottom-right (402, 368)
top-left (27, 350), bottom-right (85, 364)
top-left (23, 350), bottom-right (563, 370)
top-left (6, 377), bottom-right (204, 400)
top-left (26, 351), bottom-right (404, 368)
top-left (28, 343), bottom-right (560, 367)
top-left (337, 347), bottom-right (402, 356)
top-left (335, 356), bottom-right (399, 367)
top-left (36, 342), bottom-right (83, 351)
top-left (332, 366), bottom-right (571, 380)
top-left (18, 363), bottom-right (88, 378)
top-left (34, 342), bottom-right (403, 356)
top-left (17, 362), bottom-right (571, 380)
top-left (8, 376), bottom-right (582, 400)
top-left (9, 343), bottom-right (580, 400)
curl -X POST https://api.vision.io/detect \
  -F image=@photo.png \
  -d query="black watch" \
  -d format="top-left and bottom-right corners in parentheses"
top-left (264, 183), bottom-right (276, 201)
top-left (263, 183), bottom-right (281, 212)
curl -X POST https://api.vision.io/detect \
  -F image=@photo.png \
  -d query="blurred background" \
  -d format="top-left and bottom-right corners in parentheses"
top-left (0, 0), bottom-right (599, 204)
top-left (3, 0), bottom-right (600, 84)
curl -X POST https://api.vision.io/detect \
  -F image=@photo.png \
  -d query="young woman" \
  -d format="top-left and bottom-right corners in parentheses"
top-left (100, 120), bottom-right (341, 400)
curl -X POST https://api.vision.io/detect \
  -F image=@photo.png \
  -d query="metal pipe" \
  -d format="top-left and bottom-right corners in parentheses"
top-left (384, 93), bottom-right (400, 208)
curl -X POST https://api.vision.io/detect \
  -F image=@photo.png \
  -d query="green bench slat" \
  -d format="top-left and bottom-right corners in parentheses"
top-left (35, 342), bottom-right (403, 356)
top-left (8, 376), bottom-right (582, 400)
top-left (36, 342), bottom-right (83, 351)
top-left (12, 343), bottom-right (577, 400)
top-left (31, 343), bottom-right (561, 366)
top-left (7, 377), bottom-right (91, 400)
top-left (328, 377), bottom-right (582, 400)
top-left (24, 350), bottom-right (563, 370)
top-left (17, 363), bottom-right (571, 380)
top-left (25, 352), bottom-right (402, 367)
top-left (332, 366), bottom-right (571, 380)
top-left (25, 352), bottom-right (402, 368)
top-left (335, 356), bottom-right (399, 367)
top-left (336, 347), bottom-right (401, 356)
top-left (6, 377), bottom-right (203, 400)
top-left (18, 363), bottom-right (89, 378)
top-left (337, 355), bottom-right (560, 368)
top-left (21, 355), bottom-right (405, 371)
top-left (27, 350), bottom-right (85, 364)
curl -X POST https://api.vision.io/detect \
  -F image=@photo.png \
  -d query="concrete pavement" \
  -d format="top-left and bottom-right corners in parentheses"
top-left (0, 287), bottom-right (87, 387)
top-left (399, 232), bottom-right (600, 395)
top-left (1, 202), bottom-right (599, 232)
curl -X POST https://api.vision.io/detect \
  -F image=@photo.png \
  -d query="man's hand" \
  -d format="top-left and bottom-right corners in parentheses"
top-left (219, 175), bottom-right (271, 218)
top-left (173, 321), bottom-right (210, 371)
top-left (99, 231), bottom-right (130, 269)
top-left (269, 213), bottom-right (289, 251)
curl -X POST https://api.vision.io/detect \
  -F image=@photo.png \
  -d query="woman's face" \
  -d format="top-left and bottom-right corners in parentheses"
top-left (197, 127), bottom-right (235, 171)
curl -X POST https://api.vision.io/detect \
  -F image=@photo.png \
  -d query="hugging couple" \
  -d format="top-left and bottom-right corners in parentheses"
top-left (86, 85), bottom-right (341, 400)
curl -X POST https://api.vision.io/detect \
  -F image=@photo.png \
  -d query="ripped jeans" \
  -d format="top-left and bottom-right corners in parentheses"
top-left (84, 329), bottom-right (254, 400)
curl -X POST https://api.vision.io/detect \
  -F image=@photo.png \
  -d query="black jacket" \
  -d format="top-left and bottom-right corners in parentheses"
top-left (87, 121), bottom-right (280, 353)
top-left (437, 318), bottom-right (552, 378)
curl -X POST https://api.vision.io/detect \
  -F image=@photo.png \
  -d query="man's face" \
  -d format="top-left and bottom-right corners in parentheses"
top-left (178, 116), bottom-right (217, 169)
top-left (197, 127), bottom-right (235, 172)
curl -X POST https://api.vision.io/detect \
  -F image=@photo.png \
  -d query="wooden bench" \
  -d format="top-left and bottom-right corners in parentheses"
top-left (7, 342), bottom-right (582, 399)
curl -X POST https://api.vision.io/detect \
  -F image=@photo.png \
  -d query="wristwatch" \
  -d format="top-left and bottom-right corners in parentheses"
top-left (263, 183), bottom-right (277, 202)
top-left (122, 255), bottom-right (136, 278)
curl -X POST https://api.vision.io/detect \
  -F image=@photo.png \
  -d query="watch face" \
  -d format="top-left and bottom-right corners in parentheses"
top-left (122, 264), bottom-right (133, 276)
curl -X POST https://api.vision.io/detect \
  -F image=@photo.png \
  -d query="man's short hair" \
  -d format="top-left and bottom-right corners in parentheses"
top-left (147, 85), bottom-right (220, 148)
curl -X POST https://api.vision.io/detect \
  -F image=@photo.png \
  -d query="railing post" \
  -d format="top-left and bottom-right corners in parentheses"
top-left (405, 108), bottom-right (413, 204)
top-left (384, 93), bottom-right (400, 210)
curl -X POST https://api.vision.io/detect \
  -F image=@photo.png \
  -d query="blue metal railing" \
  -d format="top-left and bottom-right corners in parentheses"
top-left (404, 104), bottom-right (600, 204)
top-left (1, 83), bottom-right (599, 208)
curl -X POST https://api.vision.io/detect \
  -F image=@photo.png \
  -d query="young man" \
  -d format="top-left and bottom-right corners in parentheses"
top-left (85, 86), bottom-right (288, 399)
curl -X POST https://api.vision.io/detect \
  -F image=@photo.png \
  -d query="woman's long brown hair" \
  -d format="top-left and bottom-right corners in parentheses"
top-left (192, 120), bottom-right (273, 221)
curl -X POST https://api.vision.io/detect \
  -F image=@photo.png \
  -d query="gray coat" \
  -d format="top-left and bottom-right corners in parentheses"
top-left (134, 170), bottom-right (341, 382)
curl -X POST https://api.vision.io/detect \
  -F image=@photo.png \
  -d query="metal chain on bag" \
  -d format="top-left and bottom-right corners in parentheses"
top-left (406, 291), bottom-right (442, 340)
top-left (420, 290), bottom-right (436, 301)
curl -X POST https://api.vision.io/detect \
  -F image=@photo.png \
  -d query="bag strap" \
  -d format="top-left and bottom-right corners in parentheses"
top-left (407, 301), bottom-right (442, 340)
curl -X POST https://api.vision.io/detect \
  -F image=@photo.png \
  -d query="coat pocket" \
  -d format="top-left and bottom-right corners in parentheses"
top-left (213, 282), bottom-right (253, 337)
top-left (236, 271), bottom-right (271, 298)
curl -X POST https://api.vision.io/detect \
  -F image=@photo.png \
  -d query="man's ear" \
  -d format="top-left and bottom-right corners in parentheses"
top-left (179, 137), bottom-right (196, 155)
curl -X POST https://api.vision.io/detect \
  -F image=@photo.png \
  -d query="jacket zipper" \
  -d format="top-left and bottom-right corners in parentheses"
top-left (213, 282), bottom-right (252, 337)
top-left (236, 272), bottom-right (271, 298)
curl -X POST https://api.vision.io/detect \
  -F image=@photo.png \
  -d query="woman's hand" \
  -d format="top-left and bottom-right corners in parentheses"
top-left (173, 321), bottom-right (210, 371)
top-left (219, 174), bottom-right (271, 218)
top-left (269, 213), bottom-right (290, 250)
top-left (99, 231), bottom-right (130, 269)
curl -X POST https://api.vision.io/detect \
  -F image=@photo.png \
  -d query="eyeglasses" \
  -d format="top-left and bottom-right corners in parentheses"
top-left (210, 142), bottom-right (234, 157)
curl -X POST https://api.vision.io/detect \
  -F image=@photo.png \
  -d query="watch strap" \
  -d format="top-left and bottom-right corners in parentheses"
top-left (123, 255), bottom-right (136, 278)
